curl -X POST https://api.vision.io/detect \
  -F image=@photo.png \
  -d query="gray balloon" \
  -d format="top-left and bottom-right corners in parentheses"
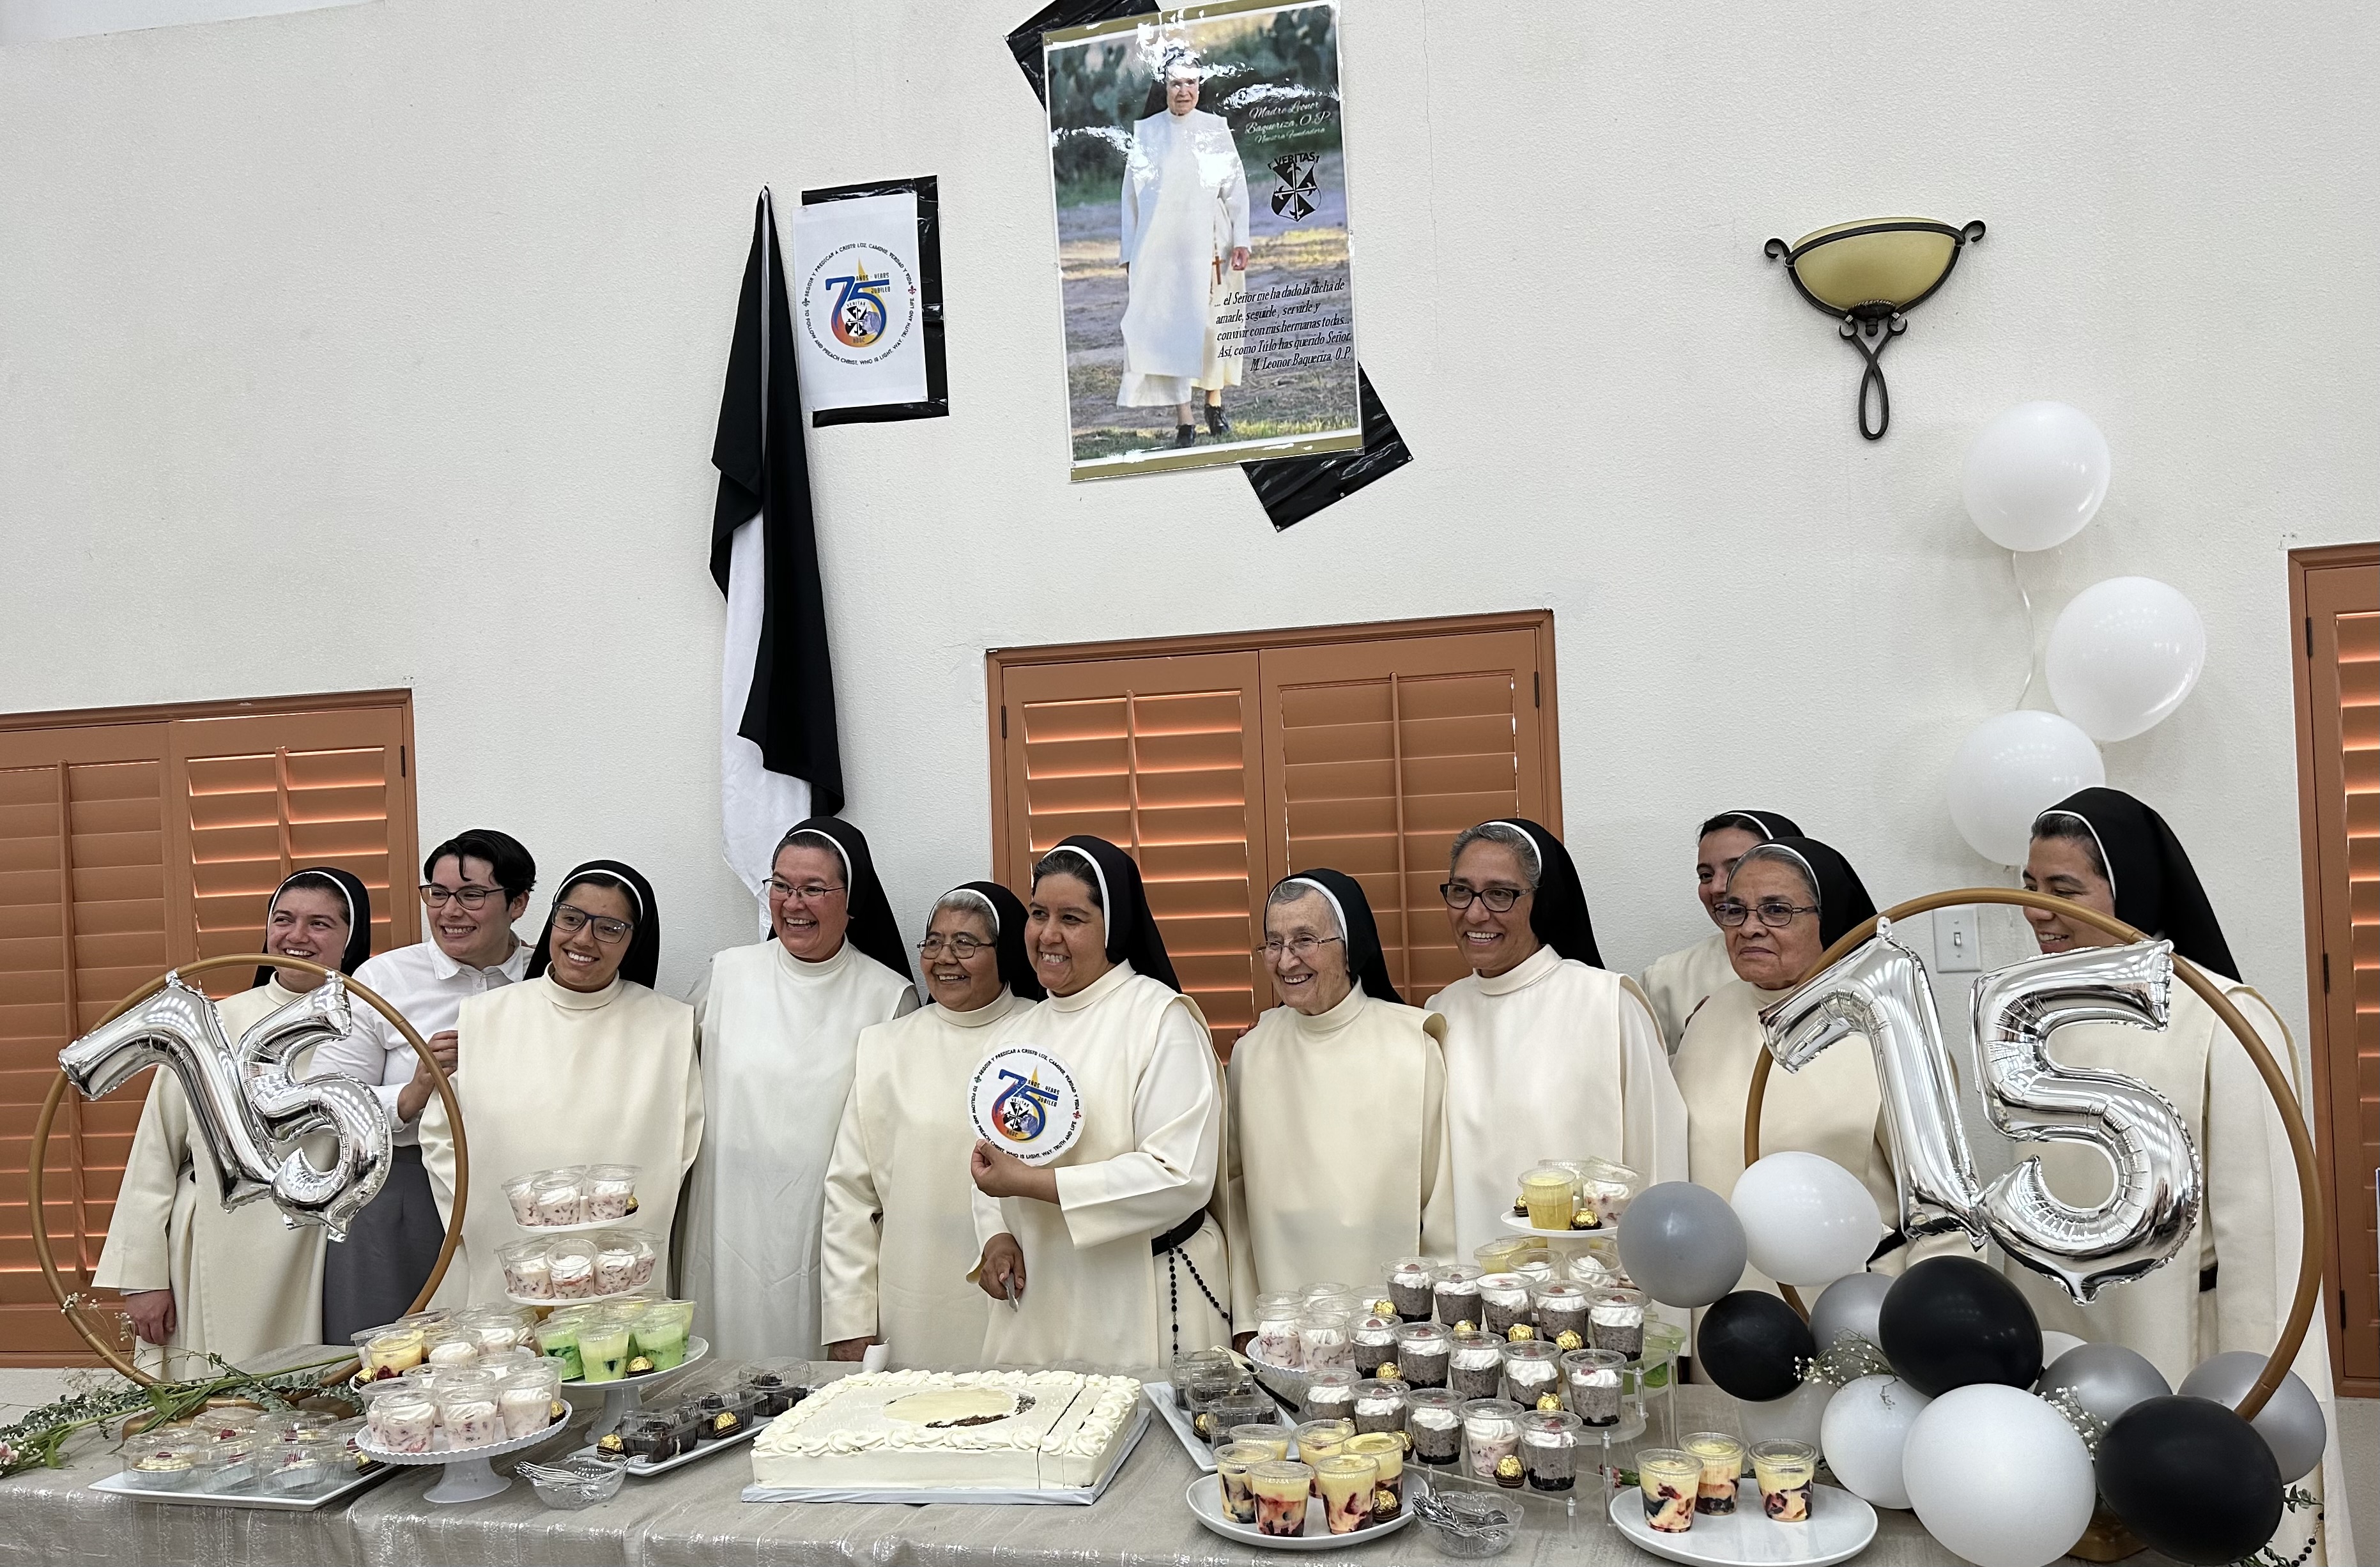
top-left (2034, 1341), bottom-right (2170, 1428)
top-left (2179, 1350), bottom-right (2328, 1483)
top-left (1618, 1181), bottom-right (1747, 1309)
top-left (1808, 1272), bottom-right (1894, 1354)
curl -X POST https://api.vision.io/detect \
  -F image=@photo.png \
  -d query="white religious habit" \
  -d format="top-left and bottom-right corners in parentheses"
top-left (680, 938), bottom-right (916, 1362)
top-left (818, 987), bottom-right (1031, 1368)
top-left (1116, 107), bottom-right (1251, 408)
top-left (418, 974), bottom-right (702, 1304)
top-left (1224, 986), bottom-right (1454, 1330)
top-left (1639, 930), bottom-right (1733, 1053)
top-left (91, 981), bottom-right (328, 1369)
top-left (315, 938), bottom-right (532, 1142)
top-left (1429, 946), bottom-right (1688, 1258)
top-left (973, 961), bottom-right (1229, 1370)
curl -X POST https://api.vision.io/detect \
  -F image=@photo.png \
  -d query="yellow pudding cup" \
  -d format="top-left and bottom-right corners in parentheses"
top-left (1519, 1166), bottom-right (1576, 1230)
top-left (1638, 1448), bottom-right (1701, 1533)
top-left (1248, 1460), bottom-right (1314, 1538)
top-left (1683, 1431), bottom-right (1744, 1515)
top-left (1750, 1439), bottom-right (1817, 1522)
top-left (1214, 1441), bottom-right (1270, 1524)
top-left (1346, 1430), bottom-right (1404, 1513)
top-left (1314, 1454), bottom-right (1378, 1534)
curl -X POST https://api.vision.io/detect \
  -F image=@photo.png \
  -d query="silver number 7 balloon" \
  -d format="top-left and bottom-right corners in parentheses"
top-left (58, 972), bottom-right (392, 1242)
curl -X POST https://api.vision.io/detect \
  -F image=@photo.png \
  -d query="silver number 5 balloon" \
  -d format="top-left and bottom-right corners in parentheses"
top-left (1761, 917), bottom-right (2203, 1304)
top-left (59, 972), bottom-right (392, 1242)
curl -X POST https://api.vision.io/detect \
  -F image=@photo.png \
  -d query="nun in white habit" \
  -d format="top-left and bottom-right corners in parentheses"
top-left (1428, 820), bottom-right (1687, 1258)
top-left (94, 868), bottom-right (371, 1369)
top-left (680, 818), bottom-right (917, 1361)
top-left (1225, 869), bottom-right (1452, 1340)
top-left (1638, 810), bottom-right (1800, 1051)
top-left (420, 861), bottom-right (702, 1305)
top-left (819, 882), bottom-right (1043, 1369)
top-left (970, 836), bottom-right (1230, 1370)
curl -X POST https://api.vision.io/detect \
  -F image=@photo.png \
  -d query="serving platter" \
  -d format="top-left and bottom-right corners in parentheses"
top-left (1608, 1478), bottom-right (1877, 1566)
top-left (89, 1458), bottom-right (396, 1511)
top-left (567, 1412), bottom-right (771, 1477)
top-left (1184, 1469), bottom-right (1423, 1552)
top-left (1142, 1381), bottom-right (1219, 1472)
top-left (1501, 1211), bottom-right (1611, 1238)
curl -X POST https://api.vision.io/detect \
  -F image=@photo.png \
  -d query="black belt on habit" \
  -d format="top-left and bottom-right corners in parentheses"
top-left (1151, 1211), bottom-right (1204, 1257)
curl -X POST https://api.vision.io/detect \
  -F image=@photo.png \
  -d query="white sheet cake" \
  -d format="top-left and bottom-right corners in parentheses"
top-left (749, 1368), bottom-right (1142, 1491)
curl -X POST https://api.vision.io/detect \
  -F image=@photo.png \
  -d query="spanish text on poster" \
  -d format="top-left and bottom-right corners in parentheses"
top-left (792, 179), bottom-right (947, 424)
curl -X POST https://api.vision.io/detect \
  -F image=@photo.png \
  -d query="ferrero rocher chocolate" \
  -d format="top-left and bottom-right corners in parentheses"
top-left (1569, 1211), bottom-right (1599, 1231)
top-left (1507, 1324), bottom-right (1535, 1342)
top-left (1554, 1330), bottom-right (1583, 1352)
top-left (627, 1356), bottom-right (656, 1375)
top-left (1535, 1393), bottom-right (1563, 1413)
top-left (596, 1432), bottom-right (626, 1455)
top-left (1494, 1454), bottom-right (1524, 1487)
top-left (712, 1410), bottom-right (742, 1436)
top-left (1370, 1299), bottom-right (1395, 1318)
top-left (1371, 1485), bottom-right (1399, 1521)
top-left (1374, 1361), bottom-right (1400, 1382)
top-left (1454, 1320), bottom-right (1476, 1334)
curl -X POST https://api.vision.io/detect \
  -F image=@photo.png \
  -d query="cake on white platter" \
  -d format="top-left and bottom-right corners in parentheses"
top-left (749, 1369), bottom-right (1142, 1491)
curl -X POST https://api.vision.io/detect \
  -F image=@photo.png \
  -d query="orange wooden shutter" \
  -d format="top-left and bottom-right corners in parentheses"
top-left (2294, 550), bottom-right (2378, 1392)
top-left (996, 654), bottom-right (1266, 1054)
top-left (0, 722), bottom-right (172, 1359)
top-left (1262, 629), bottom-right (1558, 1005)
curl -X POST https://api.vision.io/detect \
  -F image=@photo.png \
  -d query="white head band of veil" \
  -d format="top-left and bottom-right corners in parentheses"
top-left (2035, 809), bottom-right (2118, 899)
top-left (1732, 842), bottom-right (1821, 909)
top-left (1484, 820), bottom-right (1543, 878)
top-left (1048, 845), bottom-right (1112, 916)
top-left (943, 885), bottom-right (999, 935)
top-left (273, 870), bottom-right (358, 935)
top-left (788, 828), bottom-right (856, 887)
top-left (1285, 876), bottom-right (1349, 942)
top-left (568, 868), bottom-right (645, 919)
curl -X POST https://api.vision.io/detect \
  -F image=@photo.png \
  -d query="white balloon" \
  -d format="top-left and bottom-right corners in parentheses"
top-left (1740, 1375), bottom-right (1835, 1448)
top-left (2045, 576), bottom-right (2207, 741)
top-left (1731, 1151), bottom-right (1882, 1287)
top-left (1963, 402), bottom-right (2112, 551)
top-left (2040, 1330), bottom-right (2088, 1366)
top-left (1820, 1374), bottom-right (1930, 1509)
top-left (1946, 710), bottom-right (2105, 866)
top-left (1903, 1384), bottom-right (2095, 1567)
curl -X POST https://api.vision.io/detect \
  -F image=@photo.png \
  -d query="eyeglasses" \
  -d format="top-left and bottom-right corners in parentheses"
top-left (1440, 883), bottom-right (1525, 912)
top-left (1258, 935), bottom-right (1344, 961)
top-left (766, 878), bottom-right (845, 902)
top-left (1714, 898), bottom-right (1819, 928)
top-left (420, 883), bottom-right (507, 908)
top-left (919, 933), bottom-right (992, 959)
top-left (552, 903), bottom-right (634, 944)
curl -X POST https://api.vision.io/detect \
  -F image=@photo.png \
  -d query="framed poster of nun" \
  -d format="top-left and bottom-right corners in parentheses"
top-left (1042, 0), bottom-right (1362, 479)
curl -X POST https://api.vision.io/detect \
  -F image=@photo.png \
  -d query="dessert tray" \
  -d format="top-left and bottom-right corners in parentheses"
top-left (507, 1286), bottom-right (652, 1308)
top-left (567, 1413), bottom-right (771, 1478)
top-left (741, 1400), bottom-right (1149, 1507)
top-left (1239, 1350), bottom-right (1314, 1417)
top-left (1185, 1469), bottom-right (1424, 1552)
top-left (1501, 1211), bottom-right (1611, 1237)
top-left (557, 1334), bottom-right (709, 1432)
top-left (1143, 1380), bottom-right (1226, 1472)
top-left (89, 1459), bottom-right (396, 1512)
top-left (1608, 1478), bottom-right (1876, 1566)
top-left (507, 1214), bottom-right (643, 1237)
top-left (355, 1409), bottom-right (576, 1505)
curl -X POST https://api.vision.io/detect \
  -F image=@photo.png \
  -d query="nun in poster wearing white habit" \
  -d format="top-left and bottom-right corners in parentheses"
top-left (1429, 820), bottom-right (1687, 1257)
top-left (1225, 870), bottom-right (1452, 1342)
top-left (420, 861), bottom-right (702, 1304)
top-left (1117, 48), bottom-right (1252, 448)
top-left (969, 835), bottom-right (1231, 1370)
top-left (1638, 809), bottom-right (1801, 1051)
top-left (94, 868), bottom-right (371, 1368)
top-left (679, 818), bottom-right (917, 1362)
top-left (819, 882), bottom-right (1043, 1369)
top-left (1670, 837), bottom-right (1899, 1294)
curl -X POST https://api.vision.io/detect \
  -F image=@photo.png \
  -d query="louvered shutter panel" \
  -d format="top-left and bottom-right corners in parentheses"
top-left (1262, 630), bottom-right (1557, 1005)
top-left (2301, 562), bottom-right (2378, 1387)
top-left (998, 654), bottom-right (1266, 1055)
top-left (0, 724), bottom-right (172, 1359)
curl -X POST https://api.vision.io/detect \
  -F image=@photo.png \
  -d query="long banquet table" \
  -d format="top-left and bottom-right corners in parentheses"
top-left (0, 1355), bottom-right (2181, 1566)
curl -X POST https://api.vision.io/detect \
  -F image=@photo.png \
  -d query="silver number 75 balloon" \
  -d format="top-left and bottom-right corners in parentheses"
top-left (59, 972), bottom-right (392, 1242)
top-left (1761, 917), bottom-right (2201, 1304)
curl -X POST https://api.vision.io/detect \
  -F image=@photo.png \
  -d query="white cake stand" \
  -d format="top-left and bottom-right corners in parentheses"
top-left (558, 1334), bottom-right (709, 1435)
top-left (356, 1415), bottom-right (572, 1505)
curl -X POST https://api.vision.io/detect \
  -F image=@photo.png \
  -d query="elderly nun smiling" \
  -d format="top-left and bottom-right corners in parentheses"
top-left (1224, 870), bottom-right (1452, 1350)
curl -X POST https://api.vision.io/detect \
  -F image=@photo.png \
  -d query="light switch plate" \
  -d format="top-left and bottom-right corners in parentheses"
top-left (1933, 905), bottom-right (1982, 972)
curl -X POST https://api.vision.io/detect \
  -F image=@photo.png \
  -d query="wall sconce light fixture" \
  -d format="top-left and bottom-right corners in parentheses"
top-left (1766, 217), bottom-right (1985, 440)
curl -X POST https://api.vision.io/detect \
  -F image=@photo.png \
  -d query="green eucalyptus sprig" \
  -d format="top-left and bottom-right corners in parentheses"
top-left (0, 1353), bottom-right (353, 1479)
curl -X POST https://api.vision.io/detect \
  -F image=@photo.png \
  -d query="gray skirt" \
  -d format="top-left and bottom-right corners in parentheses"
top-left (322, 1144), bottom-right (443, 1343)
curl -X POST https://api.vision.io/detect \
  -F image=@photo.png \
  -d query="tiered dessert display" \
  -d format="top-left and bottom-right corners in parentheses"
top-left (348, 1309), bottom-right (574, 1503)
top-left (744, 1369), bottom-right (1149, 1504)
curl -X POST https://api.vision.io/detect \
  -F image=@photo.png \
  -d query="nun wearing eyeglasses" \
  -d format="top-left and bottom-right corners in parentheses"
top-left (819, 883), bottom-right (1043, 1370)
top-left (1670, 838), bottom-right (1898, 1290)
top-left (1639, 810), bottom-right (1802, 1051)
top-left (1429, 820), bottom-right (1687, 1257)
top-left (418, 861), bottom-right (702, 1305)
top-left (679, 819), bottom-right (917, 1362)
top-left (969, 836), bottom-right (1231, 1370)
top-left (95, 868), bottom-right (371, 1370)
top-left (1224, 871), bottom-right (1452, 1343)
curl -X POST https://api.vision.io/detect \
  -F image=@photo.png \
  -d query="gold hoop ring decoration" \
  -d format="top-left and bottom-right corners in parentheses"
top-left (27, 952), bottom-right (469, 1386)
top-left (1742, 887), bottom-right (2321, 1425)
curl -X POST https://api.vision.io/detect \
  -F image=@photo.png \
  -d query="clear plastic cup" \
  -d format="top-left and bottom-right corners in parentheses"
top-left (502, 1172), bottom-right (541, 1227)
top-left (1350, 1313), bottom-right (1400, 1378)
top-left (1519, 1409), bottom-right (1580, 1493)
top-left (1519, 1164), bottom-right (1576, 1230)
top-left (1404, 1387), bottom-right (1463, 1467)
top-left (354, 1322), bottom-right (427, 1380)
top-left (1249, 1458), bottom-right (1315, 1538)
top-left (1252, 1292), bottom-right (1304, 1368)
top-left (498, 1362), bottom-right (563, 1439)
top-left (1350, 1377), bottom-right (1408, 1436)
top-left (594, 1232), bottom-right (655, 1294)
top-left (1214, 1440), bottom-right (1269, 1524)
top-left (455, 1304), bottom-right (537, 1353)
top-left (1302, 1281), bottom-right (1353, 1303)
top-left (422, 1328), bottom-right (479, 1370)
top-left (1291, 1417), bottom-right (1355, 1474)
top-left (1751, 1439), bottom-right (1817, 1522)
top-left (1501, 1338), bottom-right (1564, 1407)
top-left (1346, 1429), bottom-right (1403, 1512)
top-left (1297, 1309), bottom-right (1354, 1375)
top-left (1562, 1347), bottom-right (1627, 1426)
top-left (369, 1384), bottom-right (440, 1453)
top-left (534, 1311), bottom-right (586, 1380)
top-left (629, 1300), bottom-right (695, 1371)
top-left (530, 1172), bottom-right (587, 1227)
top-left (583, 1163), bottom-right (640, 1221)
top-left (1638, 1448), bottom-right (1701, 1533)
top-left (497, 1239), bottom-right (553, 1300)
top-left (1449, 1328), bottom-right (1504, 1400)
top-left (544, 1239), bottom-right (600, 1300)
top-left (574, 1309), bottom-right (634, 1383)
top-left (1315, 1453), bottom-right (1376, 1534)
top-left (1301, 1368), bottom-right (1357, 1423)
top-left (1509, 1245), bottom-right (1558, 1284)
top-left (1385, 1257), bottom-right (1436, 1322)
top-left (1471, 1235), bottom-right (1526, 1276)
top-left (119, 1435), bottom-right (207, 1491)
top-left (1392, 1320), bottom-right (1449, 1388)
top-left (1588, 1286), bottom-right (1647, 1359)
top-left (1532, 1280), bottom-right (1591, 1345)
top-left (1683, 1430), bottom-right (1745, 1515)
top-left (1477, 1272), bottom-right (1533, 1336)
top-left (1207, 1389), bottom-right (1275, 1447)
top-left (435, 1370), bottom-right (505, 1450)
top-left (1431, 1264), bottom-right (1484, 1329)
top-left (1227, 1422), bottom-right (1292, 1459)
top-left (1459, 1397), bottom-right (1522, 1485)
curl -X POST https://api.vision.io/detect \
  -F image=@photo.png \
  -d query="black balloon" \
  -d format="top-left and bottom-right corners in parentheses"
top-left (1877, 1256), bottom-right (2041, 1397)
top-left (1695, 1291), bottom-right (1813, 1403)
top-left (2098, 1395), bottom-right (2285, 1566)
